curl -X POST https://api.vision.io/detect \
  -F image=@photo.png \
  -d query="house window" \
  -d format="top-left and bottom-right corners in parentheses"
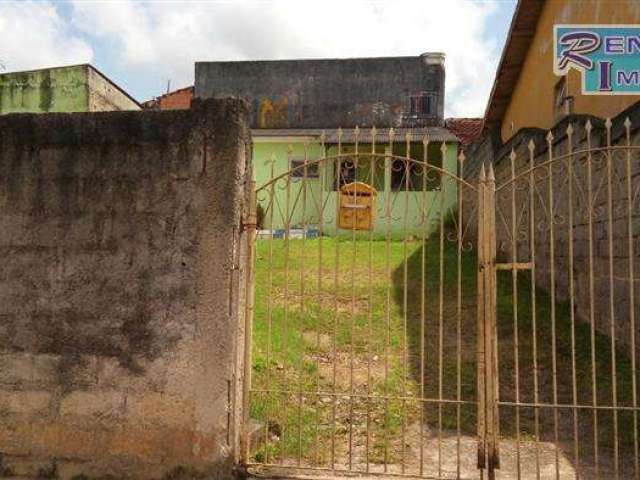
top-left (329, 145), bottom-right (386, 191)
top-left (391, 143), bottom-right (443, 191)
top-left (554, 76), bottom-right (572, 119)
top-left (335, 158), bottom-right (356, 189)
top-left (410, 93), bottom-right (436, 117)
top-left (290, 158), bottom-right (319, 178)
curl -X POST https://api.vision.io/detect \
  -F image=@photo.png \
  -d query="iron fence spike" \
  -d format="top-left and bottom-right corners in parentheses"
top-left (566, 123), bottom-right (574, 136)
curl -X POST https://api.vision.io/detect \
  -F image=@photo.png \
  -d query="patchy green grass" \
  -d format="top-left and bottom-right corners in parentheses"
top-left (250, 234), bottom-right (640, 467)
top-left (250, 237), bottom-right (425, 465)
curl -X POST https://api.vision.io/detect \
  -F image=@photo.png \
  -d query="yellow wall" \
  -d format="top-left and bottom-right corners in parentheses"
top-left (501, 0), bottom-right (640, 141)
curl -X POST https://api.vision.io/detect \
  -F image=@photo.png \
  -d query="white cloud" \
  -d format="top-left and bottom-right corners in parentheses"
top-left (1, 0), bottom-right (504, 117)
top-left (0, 1), bottom-right (93, 72)
top-left (69, 0), bottom-right (502, 117)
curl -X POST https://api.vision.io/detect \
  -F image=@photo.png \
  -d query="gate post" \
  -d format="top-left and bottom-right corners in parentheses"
top-left (476, 165), bottom-right (486, 471)
top-left (477, 163), bottom-right (500, 478)
top-left (240, 180), bottom-right (257, 464)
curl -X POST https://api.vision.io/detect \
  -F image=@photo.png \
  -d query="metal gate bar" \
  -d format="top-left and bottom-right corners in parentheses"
top-left (241, 128), bottom-right (481, 479)
top-left (476, 164), bottom-right (500, 479)
top-left (241, 122), bottom-right (640, 479)
top-left (493, 119), bottom-right (640, 480)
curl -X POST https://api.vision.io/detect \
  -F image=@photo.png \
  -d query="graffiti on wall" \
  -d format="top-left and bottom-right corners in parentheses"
top-left (257, 96), bottom-right (290, 128)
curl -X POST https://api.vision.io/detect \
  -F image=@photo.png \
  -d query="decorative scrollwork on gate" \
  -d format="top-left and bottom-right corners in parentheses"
top-left (244, 128), bottom-right (484, 480)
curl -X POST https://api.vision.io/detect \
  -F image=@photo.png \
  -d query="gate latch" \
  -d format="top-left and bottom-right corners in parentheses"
top-left (494, 262), bottom-right (532, 271)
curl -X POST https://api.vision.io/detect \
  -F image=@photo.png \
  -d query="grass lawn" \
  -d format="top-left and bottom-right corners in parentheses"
top-left (249, 234), bottom-right (639, 471)
top-left (250, 236), bottom-right (424, 467)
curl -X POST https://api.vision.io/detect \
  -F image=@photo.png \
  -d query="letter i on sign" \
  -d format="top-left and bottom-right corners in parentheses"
top-left (599, 61), bottom-right (613, 91)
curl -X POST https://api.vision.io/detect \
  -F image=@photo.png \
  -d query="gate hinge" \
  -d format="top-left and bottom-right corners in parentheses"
top-left (242, 221), bottom-right (257, 232)
top-left (242, 210), bottom-right (257, 232)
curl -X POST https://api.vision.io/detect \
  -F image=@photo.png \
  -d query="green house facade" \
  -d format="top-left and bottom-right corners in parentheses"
top-left (252, 128), bottom-right (459, 238)
top-left (0, 64), bottom-right (140, 114)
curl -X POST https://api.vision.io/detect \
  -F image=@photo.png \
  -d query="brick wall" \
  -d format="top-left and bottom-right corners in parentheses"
top-left (0, 99), bottom-right (251, 479)
top-left (159, 87), bottom-right (194, 110)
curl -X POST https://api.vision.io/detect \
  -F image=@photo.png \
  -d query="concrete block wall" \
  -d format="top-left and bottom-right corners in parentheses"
top-left (0, 99), bottom-right (251, 479)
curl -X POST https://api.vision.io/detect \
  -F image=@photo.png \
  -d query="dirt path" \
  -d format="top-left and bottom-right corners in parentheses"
top-left (251, 426), bottom-right (631, 479)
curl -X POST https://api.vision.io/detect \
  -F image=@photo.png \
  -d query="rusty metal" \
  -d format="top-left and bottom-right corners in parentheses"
top-left (241, 124), bottom-right (640, 480)
top-left (492, 120), bottom-right (640, 480)
top-left (494, 262), bottom-right (532, 271)
top-left (566, 123), bottom-right (581, 478)
top-left (476, 164), bottom-right (487, 473)
top-left (456, 149), bottom-right (465, 480)
top-left (605, 119), bottom-right (620, 480)
top-left (419, 135), bottom-right (429, 477)
top-left (402, 133), bottom-right (410, 476)
top-left (586, 120), bottom-right (600, 480)
top-left (348, 126), bottom-right (360, 471)
top-left (241, 178), bottom-right (258, 464)
top-left (437, 141), bottom-right (446, 478)
top-left (508, 147), bottom-right (522, 480)
top-left (331, 128), bottom-right (342, 472)
top-left (529, 138), bottom-right (542, 480)
top-left (365, 127), bottom-right (377, 473)
top-left (476, 163), bottom-right (500, 479)
top-left (624, 118), bottom-right (640, 478)
top-left (546, 130), bottom-right (561, 480)
top-left (243, 128), bottom-right (480, 479)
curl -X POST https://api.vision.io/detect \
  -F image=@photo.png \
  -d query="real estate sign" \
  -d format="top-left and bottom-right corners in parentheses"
top-left (554, 25), bottom-right (640, 94)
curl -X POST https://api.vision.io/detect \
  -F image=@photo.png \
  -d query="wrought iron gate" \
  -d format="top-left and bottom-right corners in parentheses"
top-left (240, 122), bottom-right (640, 480)
top-left (489, 120), bottom-right (640, 480)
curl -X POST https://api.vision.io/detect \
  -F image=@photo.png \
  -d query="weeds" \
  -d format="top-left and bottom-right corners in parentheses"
top-left (250, 235), bottom-right (640, 467)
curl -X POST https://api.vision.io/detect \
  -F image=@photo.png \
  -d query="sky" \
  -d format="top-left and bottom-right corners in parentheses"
top-left (0, 0), bottom-right (517, 118)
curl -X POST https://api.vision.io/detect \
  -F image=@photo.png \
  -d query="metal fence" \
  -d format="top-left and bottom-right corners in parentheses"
top-left (240, 123), bottom-right (640, 480)
top-left (491, 119), bottom-right (640, 480)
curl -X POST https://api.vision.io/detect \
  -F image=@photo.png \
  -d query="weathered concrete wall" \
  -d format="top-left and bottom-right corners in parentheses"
top-left (195, 54), bottom-right (445, 129)
top-left (0, 99), bottom-right (251, 479)
top-left (464, 101), bottom-right (640, 359)
top-left (87, 66), bottom-right (141, 112)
